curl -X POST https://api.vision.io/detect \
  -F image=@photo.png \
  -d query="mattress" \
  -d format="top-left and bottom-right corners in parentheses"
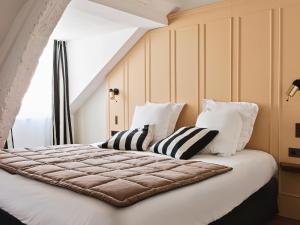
top-left (0, 150), bottom-right (277, 225)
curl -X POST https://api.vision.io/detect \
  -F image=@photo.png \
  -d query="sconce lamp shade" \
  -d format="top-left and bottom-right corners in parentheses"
top-left (109, 88), bottom-right (119, 101)
top-left (286, 79), bottom-right (300, 101)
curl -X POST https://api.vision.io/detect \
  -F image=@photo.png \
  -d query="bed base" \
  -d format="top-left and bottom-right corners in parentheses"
top-left (0, 177), bottom-right (278, 225)
top-left (0, 207), bottom-right (25, 225)
top-left (210, 177), bottom-right (278, 225)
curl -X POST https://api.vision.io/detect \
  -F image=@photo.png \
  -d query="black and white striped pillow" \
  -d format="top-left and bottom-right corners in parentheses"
top-left (99, 125), bottom-right (154, 151)
top-left (151, 127), bottom-right (218, 159)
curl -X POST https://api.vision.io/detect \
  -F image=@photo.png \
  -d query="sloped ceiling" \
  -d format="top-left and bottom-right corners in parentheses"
top-left (0, 0), bottom-right (70, 147)
top-left (51, 0), bottom-right (166, 41)
top-left (51, 0), bottom-right (131, 40)
top-left (91, 0), bottom-right (222, 25)
top-left (51, 0), bottom-right (168, 112)
top-left (0, 0), bottom-right (27, 45)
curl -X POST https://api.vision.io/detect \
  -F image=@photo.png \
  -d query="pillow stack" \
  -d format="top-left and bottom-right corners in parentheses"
top-left (196, 110), bottom-right (242, 156)
top-left (196, 99), bottom-right (259, 156)
top-left (99, 102), bottom-right (184, 152)
top-left (98, 100), bottom-right (258, 158)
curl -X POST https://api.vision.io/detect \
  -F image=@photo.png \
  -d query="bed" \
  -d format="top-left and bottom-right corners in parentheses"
top-left (0, 149), bottom-right (277, 225)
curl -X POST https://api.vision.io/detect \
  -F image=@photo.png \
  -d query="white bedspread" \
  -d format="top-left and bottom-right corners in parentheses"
top-left (0, 150), bottom-right (277, 225)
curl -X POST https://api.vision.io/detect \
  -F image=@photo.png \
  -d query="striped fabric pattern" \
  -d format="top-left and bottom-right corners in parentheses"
top-left (99, 125), bottom-right (154, 151)
top-left (151, 127), bottom-right (218, 159)
top-left (52, 40), bottom-right (73, 145)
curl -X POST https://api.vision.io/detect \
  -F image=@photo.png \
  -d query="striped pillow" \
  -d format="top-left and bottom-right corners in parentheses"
top-left (151, 127), bottom-right (218, 159)
top-left (99, 125), bottom-right (154, 151)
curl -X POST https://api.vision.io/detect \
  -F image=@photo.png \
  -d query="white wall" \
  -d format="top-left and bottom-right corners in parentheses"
top-left (68, 28), bottom-right (140, 144)
top-left (12, 39), bottom-right (53, 147)
top-left (74, 81), bottom-right (107, 144)
top-left (68, 27), bottom-right (136, 103)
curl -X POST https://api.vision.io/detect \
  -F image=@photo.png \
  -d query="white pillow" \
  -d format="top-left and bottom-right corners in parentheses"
top-left (146, 102), bottom-right (184, 135)
top-left (131, 104), bottom-right (174, 143)
top-left (202, 99), bottom-right (259, 151)
top-left (196, 110), bottom-right (243, 156)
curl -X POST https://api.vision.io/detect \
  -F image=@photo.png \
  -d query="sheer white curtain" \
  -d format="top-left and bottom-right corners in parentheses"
top-left (12, 41), bottom-right (53, 148)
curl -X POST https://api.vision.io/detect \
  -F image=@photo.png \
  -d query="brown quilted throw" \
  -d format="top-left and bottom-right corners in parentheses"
top-left (0, 145), bottom-right (232, 207)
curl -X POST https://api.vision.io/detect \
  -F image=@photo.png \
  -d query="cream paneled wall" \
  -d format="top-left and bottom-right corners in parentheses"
top-left (106, 0), bottom-right (300, 219)
top-left (149, 30), bottom-right (171, 103)
top-left (175, 25), bottom-right (199, 127)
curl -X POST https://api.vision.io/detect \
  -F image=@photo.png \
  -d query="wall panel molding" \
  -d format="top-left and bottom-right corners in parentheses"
top-left (199, 24), bottom-right (206, 104)
top-left (124, 60), bottom-right (129, 129)
top-left (237, 16), bottom-right (241, 101)
top-left (238, 9), bottom-right (273, 151)
top-left (204, 17), bottom-right (232, 102)
top-left (230, 17), bottom-right (234, 101)
top-left (106, 1), bottom-right (300, 219)
top-left (175, 25), bottom-right (199, 127)
top-left (106, 1), bottom-right (287, 154)
top-left (170, 30), bottom-right (176, 103)
top-left (149, 30), bottom-right (171, 103)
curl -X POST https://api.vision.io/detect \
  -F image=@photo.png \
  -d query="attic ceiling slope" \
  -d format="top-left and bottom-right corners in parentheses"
top-left (67, 0), bottom-right (172, 112)
top-left (0, 0), bottom-right (70, 147)
top-left (70, 28), bottom-right (147, 112)
top-left (52, 0), bottom-right (132, 40)
top-left (90, 0), bottom-right (174, 25)
top-left (165, 0), bottom-right (222, 11)
top-left (0, 0), bottom-right (27, 45)
top-left (91, 0), bottom-right (223, 22)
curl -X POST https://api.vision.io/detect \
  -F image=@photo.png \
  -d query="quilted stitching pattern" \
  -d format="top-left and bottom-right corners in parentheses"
top-left (0, 145), bottom-right (232, 207)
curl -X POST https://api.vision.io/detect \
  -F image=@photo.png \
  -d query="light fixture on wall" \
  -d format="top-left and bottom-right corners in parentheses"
top-left (286, 80), bottom-right (300, 101)
top-left (109, 88), bottom-right (119, 102)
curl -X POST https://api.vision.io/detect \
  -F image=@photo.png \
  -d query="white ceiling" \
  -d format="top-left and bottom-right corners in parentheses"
top-left (131, 0), bottom-right (223, 13)
top-left (51, 0), bottom-right (133, 40)
top-left (51, 0), bottom-right (222, 40)
top-left (165, 0), bottom-right (222, 11)
top-left (92, 0), bottom-right (223, 24)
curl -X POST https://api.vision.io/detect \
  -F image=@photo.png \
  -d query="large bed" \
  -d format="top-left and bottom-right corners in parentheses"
top-left (0, 149), bottom-right (277, 225)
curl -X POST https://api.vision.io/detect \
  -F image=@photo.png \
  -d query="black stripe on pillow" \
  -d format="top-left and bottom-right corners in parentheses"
top-left (99, 125), bottom-right (154, 151)
top-left (180, 130), bottom-right (218, 159)
top-left (125, 129), bottom-right (138, 150)
top-left (153, 127), bottom-right (189, 154)
top-left (113, 130), bottom-right (127, 150)
top-left (151, 127), bottom-right (218, 160)
top-left (136, 125), bottom-right (149, 151)
top-left (170, 128), bottom-right (205, 158)
top-left (162, 127), bottom-right (191, 154)
top-left (153, 127), bottom-right (195, 154)
top-left (101, 141), bottom-right (108, 148)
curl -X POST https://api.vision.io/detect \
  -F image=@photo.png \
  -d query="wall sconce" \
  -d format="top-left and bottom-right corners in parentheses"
top-left (286, 79), bottom-right (300, 101)
top-left (109, 88), bottom-right (119, 101)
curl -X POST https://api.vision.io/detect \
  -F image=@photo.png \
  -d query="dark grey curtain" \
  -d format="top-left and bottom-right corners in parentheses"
top-left (52, 40), bottom-right (73, 145)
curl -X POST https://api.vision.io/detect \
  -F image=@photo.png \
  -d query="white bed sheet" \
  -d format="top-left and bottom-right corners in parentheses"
top-left (0, 150), bottom-right (277, 225)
